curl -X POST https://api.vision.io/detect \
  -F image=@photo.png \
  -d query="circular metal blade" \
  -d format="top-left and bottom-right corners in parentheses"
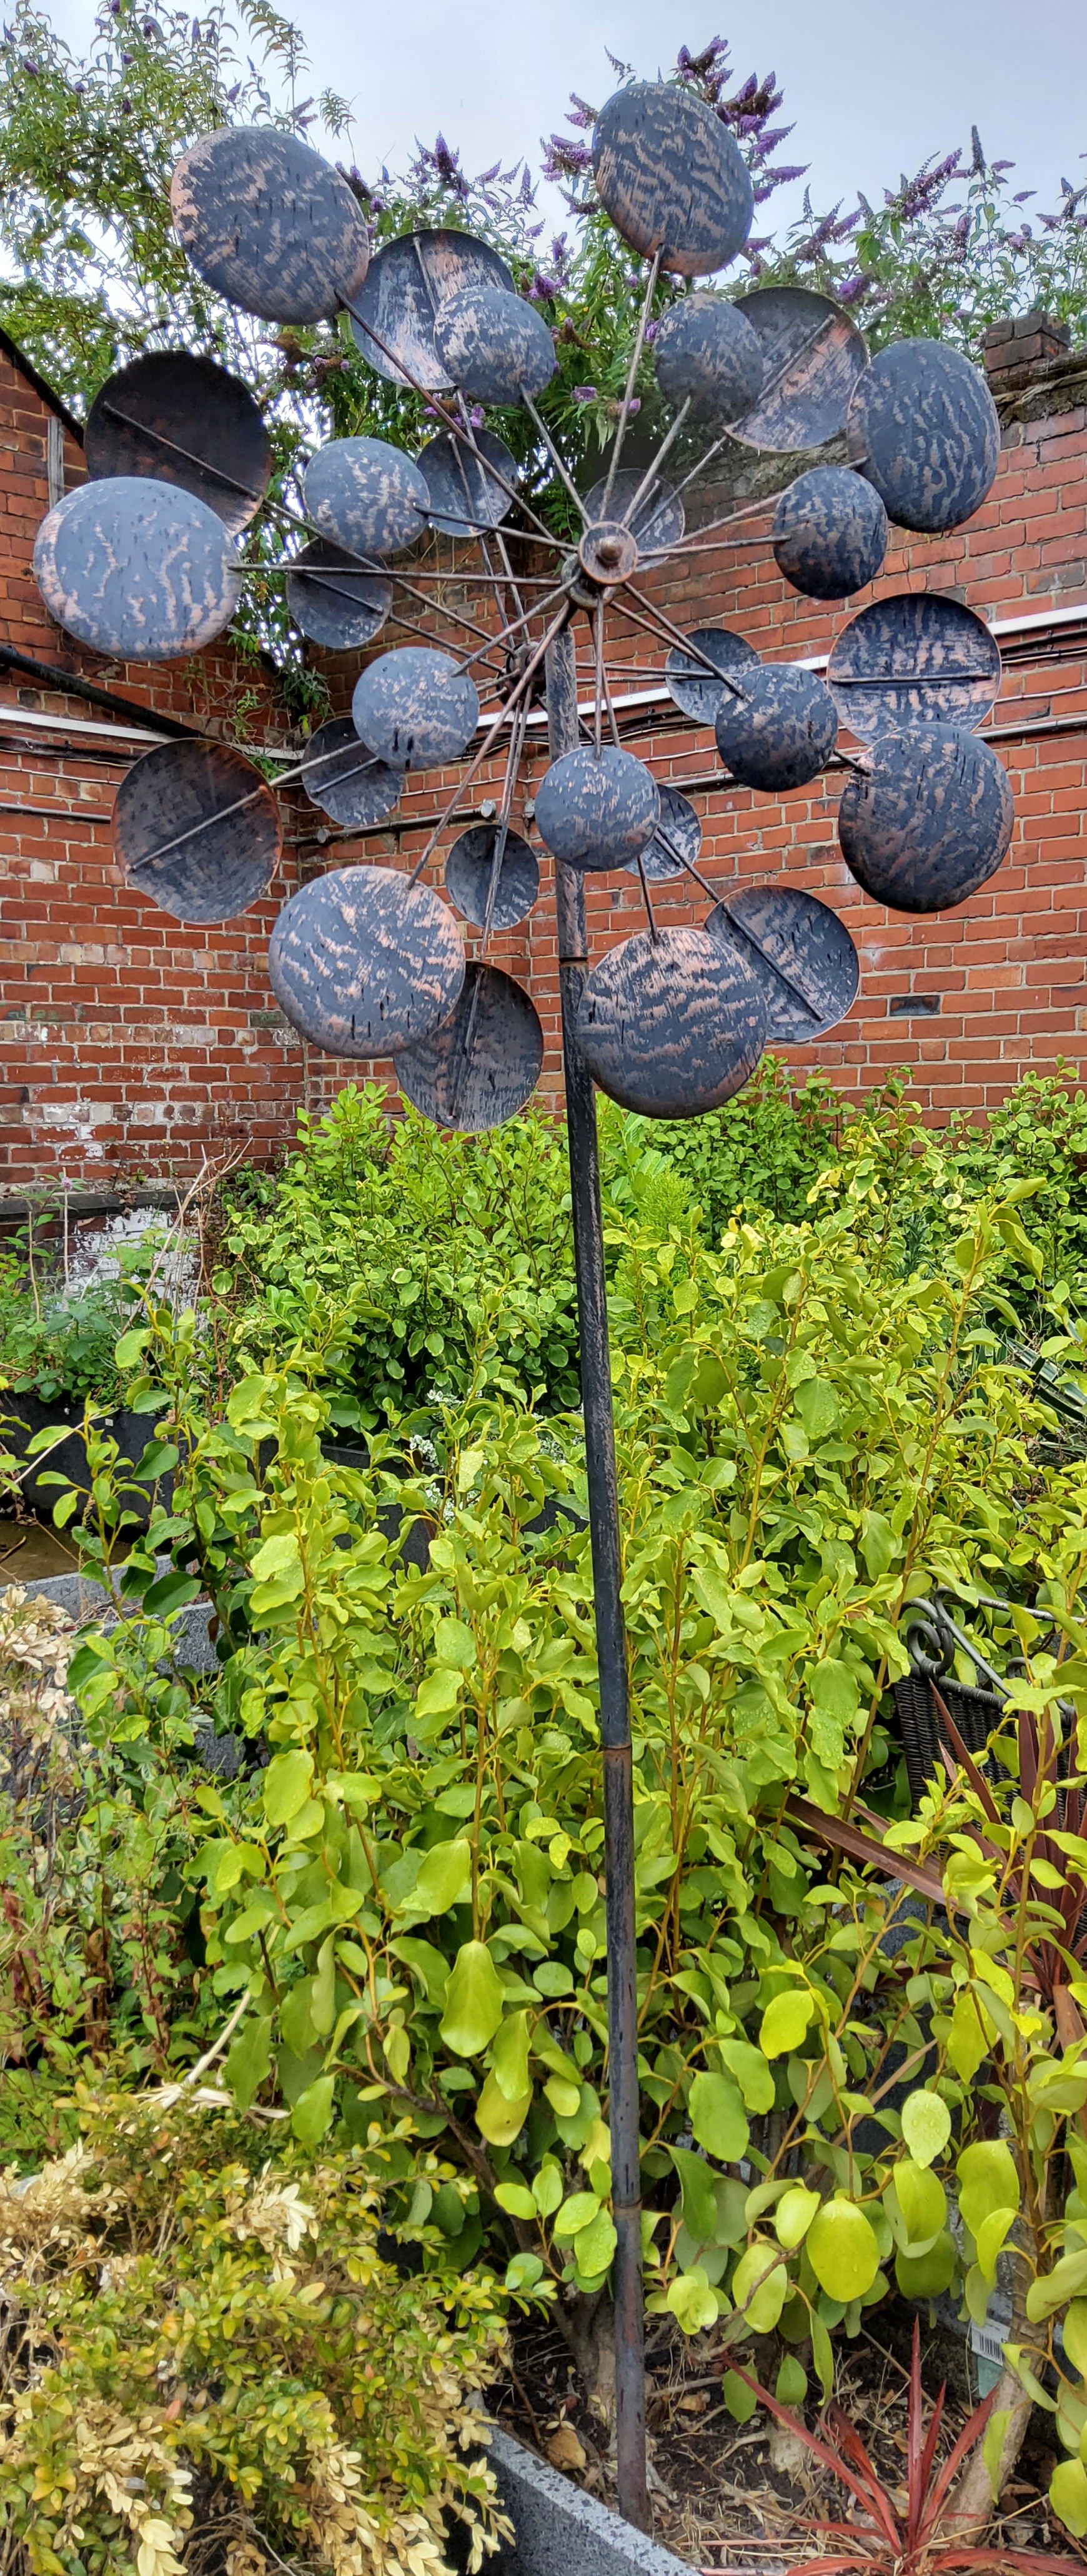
top-left (653, 290), bottom-right (765, 422)
top-left (730, 287), bottom-right (868, 453)
top-left (772, 464), bottom-right (888, 601)
top-left (715, 664), bottom-right (838, 792)
top-left (300, 718), bottom-right (403, 828)
top-left (419, 429), bottom-right (517, 537)
top-left (846, 339), bottom-right (1000, 534)
top-left (445, 823), bottom-right (539, 929)
top-left (170, 125), bottom-right (369, 324)
top-left (113, 738), bottom-right (280, 924)
top-left (576, 926), bottom-right (767, 1117)
top-left (665, 625), bottom-right (759, 723)
top-left (348, 228), bottom-right (515, 389)
top-left (535, 745), bottom-right (660, 873)
top-left (352, 646), bottom-right (479, 771)
top-left (395, 963), bottom-right (543, 1131)
top-left (625, 783), bottom-right (701, 883)
top-left (304, 435), bottom-right (430, 560)
top-left (433, 284), bottom-right (557, 405)
top-left (585, 465), bottom-right (683, 555)
top-left (33, 477), bottom-right (240, 663)
top-left (285, 540), bottom-right (392, 652)
top-left (269, 865), bottom-right (465, 1055)
top-left (838, 726), bottom-right (1015, 913)
top-left (592, 81), bottom-right (754, 275)
top-left (707, 883), bottom-right (859, 1041)
top-left (827, 591), bottom-right (1001, 740)
top-left (84, 350), bottom-right (271, 533)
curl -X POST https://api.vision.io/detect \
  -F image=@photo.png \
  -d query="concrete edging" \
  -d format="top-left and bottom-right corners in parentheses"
top-left (487, 2425), bottom-right (689, 2576)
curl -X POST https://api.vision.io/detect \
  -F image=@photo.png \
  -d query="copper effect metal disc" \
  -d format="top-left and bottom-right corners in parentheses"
top-left (846, 339), bottom-right (1000, 535)
top-left (348, 229), bottom-right (515, 390)
top-left (395, 963), bottom-right (544, 1131)
top-left (715, 664), bottom-right (838, 793)
top-left (433, 284), bottom-right (557, 405)
top-left (707, 883), bottom-right (860, 1043)
top-left (592, 81), bottom-right (754, 276)
top-left (771, 465), bottom-right (888, 602)
top-left (419, 429), bottom-right (517, 537)
top-left (304, 436), bottom-right (430, 560)
top-left (665, 626), bottom-right (759, 723)
top-left (653, 291), bottom-right (765, 423)
top-left (838, 726), bottom-right (1015, 913)
top-left (575, 926), bottom-right (767, 1118)
top-left (33, 477), bottom-right (240, 663)
top-left (445, 824), bottom-right (539, 930)
top-left (84, 350), bottom-right (271, 534)
top-left (300, 719), bottom-right (403, 829)
top-left (730, 287), bottom-right (868, 453)
top-left (624, 783), bottom-right (701, 883)
top-left (827, 590), bottom-right (1001, 740)
top-left (113, 739), bottom-right (281, 924)
top-left (352, 647), bottom-right (480, 771)
top-left (269, 866), bottom-right (465, 1056)
top-left (170, 125), bottom-right (370, 324)
top-left (285, 540), bottom-right (393, 652)
top-left (535, 745), bottom-right (660, 873)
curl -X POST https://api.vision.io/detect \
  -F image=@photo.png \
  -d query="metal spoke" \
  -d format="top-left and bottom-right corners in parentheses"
top-left (449, 701), bottom-right (529, 1119)
top-left (409, 602), bottom-right (570, 886)
top-left (126, 736), bottom-right (387, 878)
top-left (454, 583), bottom-right (570, 679)
top-left (342, 295), bottom-right (564, 550)
top-left (640, 490), bottom-right (774, 563)
top-left (522, 391), bottom-right (590, 527)
top-left (611, 587), bottom-right (750, 700)
top-left (600, 246), bottom-right (663, 517)
top-left (619, 397), bottom-right (690, 530)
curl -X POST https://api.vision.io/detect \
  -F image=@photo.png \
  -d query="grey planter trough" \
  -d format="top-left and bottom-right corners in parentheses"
top-left (487, 2427), bottom-right (689, 2576)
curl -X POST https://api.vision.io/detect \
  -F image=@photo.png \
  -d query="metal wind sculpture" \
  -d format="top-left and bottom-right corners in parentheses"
top-left (32, 80), bottom-right (1011, 2527)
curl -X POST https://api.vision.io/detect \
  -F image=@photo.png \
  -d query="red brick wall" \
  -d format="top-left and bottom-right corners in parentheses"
top-left (2, 334), bottom-right (1086, 1187)
top-left (0, 346), bottom-right (305, 1190)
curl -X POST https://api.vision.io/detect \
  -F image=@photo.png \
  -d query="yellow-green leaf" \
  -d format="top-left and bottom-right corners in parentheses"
top-left (1051, 2457), bottom-right (1087, 2538)
top-left (775, 2185), bottom-right (820, 2251)
top-left (667, 2266), bottom-right (718, 2335)
top-left (901, 2088), bottom-right (951, 2169)
top-left (975, 2206), bottom-right (1016, 2289)
top-left (760, 1988), bottom-right (815, 2059)
top-left (440, 1939), bottom-right (504, 2055)
top-left (475, 2071), bottom-right (532, 2146)
top-left (689, 2071), bottom-right (748, 2164)
top-left (957, 2139), bottom-right (1020, 2241)
top-left (491, 2009), bottom-right (531, 2103)
top-left (263, 1748), bottom-right (313, 1829)
top-left (731, 2238), bottom-right (788, 2334)
top-left (889, 2159), bottom-right (946, 2255)
top-left (1065, 2299), bottom-right (1087, 2380)
top-left (807, 2199), bottom-right (880, 2302)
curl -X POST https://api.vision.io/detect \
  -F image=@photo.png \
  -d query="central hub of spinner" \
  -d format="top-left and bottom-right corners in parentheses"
top-left (578, 518), bottom-right (639, 588)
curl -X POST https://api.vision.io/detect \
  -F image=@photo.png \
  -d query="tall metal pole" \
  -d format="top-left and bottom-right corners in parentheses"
top-left (545, 622), bottom-right (648, 2530)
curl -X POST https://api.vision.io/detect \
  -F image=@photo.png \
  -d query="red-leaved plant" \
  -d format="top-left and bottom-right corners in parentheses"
top-left (733, 2322), bottom-right (1081, 2574)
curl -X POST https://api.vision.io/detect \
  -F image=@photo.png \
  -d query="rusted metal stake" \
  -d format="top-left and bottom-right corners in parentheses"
top-left (545, 622), bottom-right (648, 2530)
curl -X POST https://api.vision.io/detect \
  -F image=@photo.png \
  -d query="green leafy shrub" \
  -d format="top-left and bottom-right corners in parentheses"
top-left (57, 1176), bottom-right (1083, 2404)
top-left (0, 1580), bottom-right (216, 2146)
top-left (0, 2086), bottom-right (507, 2576)
top-left (222, 1088), bottom-right (580, 1429)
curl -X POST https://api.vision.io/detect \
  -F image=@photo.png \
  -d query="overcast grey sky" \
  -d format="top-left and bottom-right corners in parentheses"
top-left (49, 0), bottom-right (1085, 235)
